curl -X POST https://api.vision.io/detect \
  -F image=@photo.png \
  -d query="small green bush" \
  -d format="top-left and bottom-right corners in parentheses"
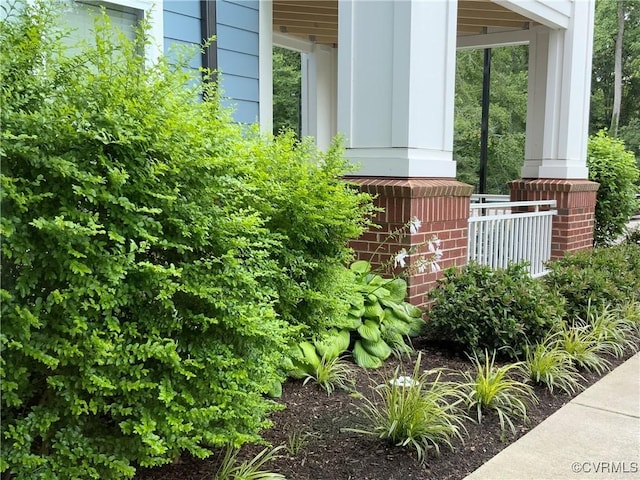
top-left (587, 130), bottom-right (640, 245)
top-left (426, 263), bottom-right (564, 359)
top-left (0, 3), bottom-right (372, 478)
top-left (544, 244), bottom-right (640, 322)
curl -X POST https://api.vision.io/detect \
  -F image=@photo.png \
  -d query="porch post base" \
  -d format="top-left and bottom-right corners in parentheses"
top-left (509, 179), bottom-right (599, 259)
top-left (348, 177), bottom-right (473, 306)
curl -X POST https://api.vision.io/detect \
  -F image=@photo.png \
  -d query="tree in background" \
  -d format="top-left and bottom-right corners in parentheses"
top-left (591, 0), bottom-right (640, 161)
top-left (273, 46), bottom-right (301, 137)
top-left (454, 46), bottom-right (528, 194)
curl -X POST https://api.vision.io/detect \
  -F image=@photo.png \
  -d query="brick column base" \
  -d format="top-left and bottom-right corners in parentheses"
top-left (509, 179), bottom-right (599, 259)
top-left (348, 178), bottom-right (473, 306)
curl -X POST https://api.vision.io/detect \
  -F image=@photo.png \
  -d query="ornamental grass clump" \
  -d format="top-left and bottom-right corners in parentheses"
top-left (520, 339), bottom-right (584, 395)
top-left (345, 353), bottom-right (466, 463)
top-left (584, 303), bottom-right (638, 357)
top-left (214, 446), bottom-right (286, 480)
top-left (460, 351), bottom-right (537, 435)
top-left (556, 324), bottom-right (612, 375)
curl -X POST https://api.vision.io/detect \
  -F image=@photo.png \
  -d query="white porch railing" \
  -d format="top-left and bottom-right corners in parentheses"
top-left (468, 199), bottom-right (557, 278)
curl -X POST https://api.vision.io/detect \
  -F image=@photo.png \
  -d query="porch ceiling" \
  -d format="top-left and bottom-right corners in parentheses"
top-left (273, 0), bottom-right (538, 47)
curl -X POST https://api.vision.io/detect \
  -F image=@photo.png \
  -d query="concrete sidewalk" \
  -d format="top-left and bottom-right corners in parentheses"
top-left (465, 353), bottom-right (640, 480)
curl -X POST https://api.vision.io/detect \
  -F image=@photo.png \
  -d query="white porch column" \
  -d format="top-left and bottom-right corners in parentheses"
top-left (258, 0), bottom-right (273, 134)
top-left (522, 0), bottom-right (596, 179)
top-left (301, 45), bottom-right (338, 151)
top-left (338, 0), bottom-right (458, 178)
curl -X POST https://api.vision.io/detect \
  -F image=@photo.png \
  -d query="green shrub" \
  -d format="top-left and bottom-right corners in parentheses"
top-left (243, 132), bottom-right (374, 337)
top-left (426, 263), bottom-right (564, 359)
top-left (587, 130), bottom-right (640, 245)
top-left (544, 244), bottom-right (640, 322)
top-left (0, 3), bottom-right (371, 478)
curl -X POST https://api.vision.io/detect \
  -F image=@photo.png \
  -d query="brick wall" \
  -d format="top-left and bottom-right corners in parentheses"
top-left (509, 179), bottom-right (599, 258)
top-left (348, 178), bottom-right (473, 306)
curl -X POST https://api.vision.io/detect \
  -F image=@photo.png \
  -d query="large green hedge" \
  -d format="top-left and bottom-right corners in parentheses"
top-left (588, 131), bottom-right (640, 245)
top-left (0, 2), bottom-right (372, 478)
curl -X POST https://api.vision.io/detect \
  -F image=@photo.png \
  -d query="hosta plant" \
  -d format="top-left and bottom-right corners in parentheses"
top-left (286, 331), bottom-right (354, 394)
top-left (345, 353), bottom-right (466, 463)
top-left (520, 339), bottom-right (584, 395)
top-left (346, 260), bottom-right (425, 368)
top-left (460, 351), bottom-right (537, 434)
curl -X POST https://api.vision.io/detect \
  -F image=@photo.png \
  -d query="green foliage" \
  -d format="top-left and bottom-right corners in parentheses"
top-left (272, 46), bottom-right (301, 137)
top-left (345, 353), bottom-right (466, 463)
top-left (584, 304), bottom-right (638, 357)
top-left (214, 446), bottom-right (286, 480)
top-left (301, 356), bottom-right (354, 395)
top-left (460, 351), bottom-right (537, 434)
top-left (544, 244), bottom-right (640, 322)
top-left (284, 428), bottom-right (313, 456)
top-left (0, 3), bottom-right (372, 478)
top-left (243, 132), bottom-right (375, 337)
top-left (555, 325), bottom-right (612, 375)
top-left (619, 300), bottom-right (640, 339)
top-left (625, 225), bottom-right (640, 246)
top-left (591, 0), bottom-right (640, 138)
top-left (520, 339), bottom-right (584, 395)
top-left (454, 47), bottom-right (528, 193)
top-left (587, 131), bottom-right (640, 245)
top-left (426, 263), bottom-right (564, 359)
top-left (345, 261), bottom-right (425, 368)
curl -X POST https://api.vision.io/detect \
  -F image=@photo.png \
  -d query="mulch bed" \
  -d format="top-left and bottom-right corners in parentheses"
top-left (135, 338), bottom-right (635, 480)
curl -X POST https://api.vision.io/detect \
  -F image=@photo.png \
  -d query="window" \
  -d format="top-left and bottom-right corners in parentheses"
top-left (65, 0), bottom-right (163, 61)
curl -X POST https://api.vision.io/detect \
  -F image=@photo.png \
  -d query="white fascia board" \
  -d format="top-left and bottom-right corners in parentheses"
top-left (493, 0), bottom-right (570, 29)
top-left (457, 29), bottom-right (532, 50)
top-left (273, 32), bottom-right (314, 53)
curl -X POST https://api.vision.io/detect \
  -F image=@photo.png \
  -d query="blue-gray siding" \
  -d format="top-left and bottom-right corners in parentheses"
top-left (163, 1), bottom-right (202, 72)
top-left (162, 0), bottom-right (260, 124)
top-left (216, 0), bottom-right (260, 124)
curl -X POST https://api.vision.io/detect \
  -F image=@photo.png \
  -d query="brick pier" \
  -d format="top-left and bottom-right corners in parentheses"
top-left (348, 178), bottom-right (473, 306)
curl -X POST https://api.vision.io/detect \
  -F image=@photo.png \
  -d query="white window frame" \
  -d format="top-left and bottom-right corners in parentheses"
top-left (74, 0), bottom-right (163, 63)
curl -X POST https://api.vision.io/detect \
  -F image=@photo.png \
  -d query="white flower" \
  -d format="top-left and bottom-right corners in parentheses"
top-left (394, 248), bottom-right (409, 268)
top-left (431, 262), bottom-right (441, 273)
top-left (428, 238), bottom-right (444, 261)
top-left (409, 217), bottom-right (422, 234)
top-left (389, 376), bottom-right (418, 387)
top-left (416, 258), bottom-right (428, 274)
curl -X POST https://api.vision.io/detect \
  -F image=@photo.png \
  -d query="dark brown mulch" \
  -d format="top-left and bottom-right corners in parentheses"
top-left (135, 339), bottom-right (635, 480)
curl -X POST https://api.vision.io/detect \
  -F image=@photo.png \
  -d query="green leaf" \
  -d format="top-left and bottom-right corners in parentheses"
top-left (384, 278), bottom-right (408, 303)
top-left (352, 340), bottom-right (383, 369)
top-left (361, 338), bottom-right (392, 360)
top-left (363, 302), bottom-right (385, 321)
top-left (357, 319), bottom-right (381, 342)
top-left (350, 260), bottom-right (372, 274)
top-left (314, 329), bottom-right (350, 360)
top-left (298, 341), bottom-right (321, 370)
